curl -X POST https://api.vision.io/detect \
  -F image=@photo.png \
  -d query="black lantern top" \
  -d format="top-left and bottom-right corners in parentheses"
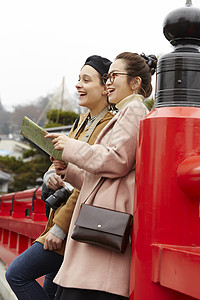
top-left (163, 0), bottom-right (200, 46)
top-left (155, 1), bottom-right (200, 107)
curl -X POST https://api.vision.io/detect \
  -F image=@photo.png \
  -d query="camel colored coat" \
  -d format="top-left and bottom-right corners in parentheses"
top-left (35, 110), bottom-right (113, 255)
top-left (54, 94), bottom-right (148, 297)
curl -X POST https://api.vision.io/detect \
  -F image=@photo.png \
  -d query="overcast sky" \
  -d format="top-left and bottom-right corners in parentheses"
top-left (0, 0), bottom-right (199, 111)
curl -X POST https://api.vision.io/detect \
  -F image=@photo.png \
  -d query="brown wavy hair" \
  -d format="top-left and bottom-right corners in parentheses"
top-left (115, 52), bottom-right (157, 98)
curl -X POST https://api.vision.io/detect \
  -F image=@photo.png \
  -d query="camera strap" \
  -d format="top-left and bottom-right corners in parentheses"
top-left (74, 107), bottom-right (109, 143)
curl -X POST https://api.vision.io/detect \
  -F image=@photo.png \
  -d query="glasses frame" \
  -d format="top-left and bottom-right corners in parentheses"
top-left (102, 72), bottom-right (129, 84)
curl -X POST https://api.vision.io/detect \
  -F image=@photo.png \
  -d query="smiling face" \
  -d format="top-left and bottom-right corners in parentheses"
top-left (106, 59), bottom-right (133, 104)
top-left (75, 65), bottom-right (108, 116)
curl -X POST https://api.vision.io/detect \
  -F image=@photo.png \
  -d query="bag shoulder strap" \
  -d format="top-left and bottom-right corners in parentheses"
top-left (73, 115), bottom-right (80, 131)
top-left (82, 177), bottom-right (105, 205)
top-left (73, 113), bottom-right (89, 138)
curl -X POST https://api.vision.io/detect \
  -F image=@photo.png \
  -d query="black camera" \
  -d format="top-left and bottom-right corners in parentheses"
top-left (45, 186), bottom-right (72, 210)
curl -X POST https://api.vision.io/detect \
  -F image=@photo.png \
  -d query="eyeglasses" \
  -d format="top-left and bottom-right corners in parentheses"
top-left (102, 72), bottom-right (129, 84)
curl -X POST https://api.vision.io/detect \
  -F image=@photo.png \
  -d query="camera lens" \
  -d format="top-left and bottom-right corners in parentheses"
top-left (45, 187), bottom-right (71, 210)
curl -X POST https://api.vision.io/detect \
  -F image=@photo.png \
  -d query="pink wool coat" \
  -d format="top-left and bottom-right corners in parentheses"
top-left (54, 94), bottom-right (148, 298)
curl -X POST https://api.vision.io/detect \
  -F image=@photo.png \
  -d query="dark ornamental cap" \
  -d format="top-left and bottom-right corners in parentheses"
top-left (163, 0), bottom-right (200, 46)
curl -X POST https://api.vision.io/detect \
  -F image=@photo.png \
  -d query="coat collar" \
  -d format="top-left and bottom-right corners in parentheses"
top-left (115, 93), bottom-right (144, 111)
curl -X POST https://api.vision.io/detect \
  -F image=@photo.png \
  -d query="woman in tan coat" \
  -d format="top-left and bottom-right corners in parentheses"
top-left (46, 52), bottom-right (157, 300)
top-left (5, 55), bottom-right (113, 300)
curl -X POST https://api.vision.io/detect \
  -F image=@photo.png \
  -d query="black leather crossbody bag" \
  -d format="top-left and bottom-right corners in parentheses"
top-left (71, 179), bottom-right (133, 253)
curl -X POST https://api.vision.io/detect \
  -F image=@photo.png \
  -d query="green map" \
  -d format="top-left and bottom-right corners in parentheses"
top-left (20, 116), bottom-right (63, 160)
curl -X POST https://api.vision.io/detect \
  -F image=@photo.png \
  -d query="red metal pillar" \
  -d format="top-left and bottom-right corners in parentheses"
top-left (130, 107), bottom-right (200, 300)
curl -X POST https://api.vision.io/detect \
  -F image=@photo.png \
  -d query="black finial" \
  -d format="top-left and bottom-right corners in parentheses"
top-left (163, 2), bottom-right (200, 46)
top-left (185, 0), bottom-right (192, 7)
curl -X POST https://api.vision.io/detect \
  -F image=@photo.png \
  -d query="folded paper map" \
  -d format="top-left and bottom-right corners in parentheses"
top-left (20, 116), bottom-right (63, 160)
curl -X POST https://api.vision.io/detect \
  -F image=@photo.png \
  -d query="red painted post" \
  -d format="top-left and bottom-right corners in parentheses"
top-left (32, 187), bottom-right (46, 221)
top-left (130, 2), bottom-right (200, 299)
top-left (2, 229), bottom-right (9, 246)
top-left (0, 193), bottom-right (14, 216)
top-left (17, 235), bottom-right (29, 254)
top-left (9, 231), bottom-right (18, 249)
top-left (130, 107), bottom-right (200, 300)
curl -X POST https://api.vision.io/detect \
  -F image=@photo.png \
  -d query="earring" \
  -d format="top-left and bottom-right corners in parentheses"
top-left (132, 86), bottom-right (138, 94)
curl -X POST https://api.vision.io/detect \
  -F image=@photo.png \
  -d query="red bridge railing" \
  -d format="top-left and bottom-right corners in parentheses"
top-left (0, 187), bottom-right (46, 268)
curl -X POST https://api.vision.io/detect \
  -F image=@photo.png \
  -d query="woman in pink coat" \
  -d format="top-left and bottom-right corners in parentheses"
top-left (46, 52), bottom-right (157, 300)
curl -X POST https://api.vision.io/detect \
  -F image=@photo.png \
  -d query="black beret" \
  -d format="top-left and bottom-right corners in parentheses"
top-left (84, 55), bottom-right (112, 77)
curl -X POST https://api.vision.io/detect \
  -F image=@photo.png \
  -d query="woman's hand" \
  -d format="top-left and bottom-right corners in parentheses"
top-left (52, 159), bottom-right (68, 176)
top-left (45, 133), bottom-right (69, 151)
top-left (44, 232), bottom-right (62, 251)
top-left (47, 173), bottom-right (65, 190)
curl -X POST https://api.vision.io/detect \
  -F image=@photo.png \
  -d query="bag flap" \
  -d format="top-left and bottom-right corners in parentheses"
top-left (75, 204), bottom-right (133, 236)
